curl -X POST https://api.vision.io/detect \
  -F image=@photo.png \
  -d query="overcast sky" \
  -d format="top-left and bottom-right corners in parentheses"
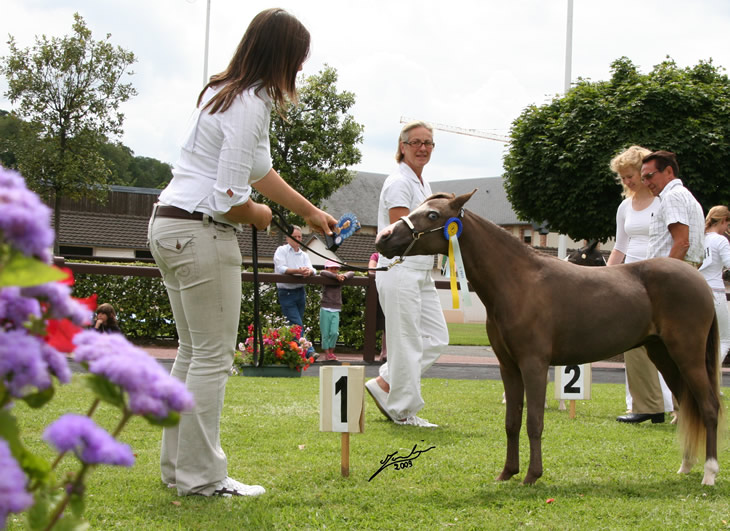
top-left (2, 0), bottom-right (729, 182)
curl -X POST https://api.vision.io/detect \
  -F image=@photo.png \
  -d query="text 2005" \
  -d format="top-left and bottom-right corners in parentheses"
top-left (393, 461), bottom-right (413, 470)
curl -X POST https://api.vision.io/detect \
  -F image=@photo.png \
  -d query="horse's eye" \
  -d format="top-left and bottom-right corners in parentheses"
top-left (427, 212), bottom-right (439, 221)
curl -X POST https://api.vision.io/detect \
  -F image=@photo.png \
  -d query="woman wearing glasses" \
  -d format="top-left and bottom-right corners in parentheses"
top-left (607, 146), bottom-right (674, 424)
top-left (365, 121), bottom-right (449, 428)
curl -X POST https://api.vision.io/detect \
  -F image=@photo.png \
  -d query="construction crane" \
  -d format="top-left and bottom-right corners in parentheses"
top-left (399, 116), bottom-right (510, 143)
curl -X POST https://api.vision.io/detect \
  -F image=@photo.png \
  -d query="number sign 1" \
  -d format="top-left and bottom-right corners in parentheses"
top-left (320, 366), bottom-right (365, 433)
top-left (554, 364), bottom-right (592, 400)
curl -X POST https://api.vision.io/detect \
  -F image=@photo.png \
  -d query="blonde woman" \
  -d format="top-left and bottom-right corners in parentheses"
top-left (699, 206), bottom-right (730, 364)
top-left (607, 146), bottom-right (674, 424)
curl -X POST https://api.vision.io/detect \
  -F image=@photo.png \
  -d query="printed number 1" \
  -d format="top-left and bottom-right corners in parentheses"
top-left (563, 365), bottom-right (581, 394)
top-left (335, 375), bottom-right (348, 423)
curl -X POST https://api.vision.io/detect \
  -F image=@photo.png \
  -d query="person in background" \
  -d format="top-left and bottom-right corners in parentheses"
top-left (368, 251), bottom-right (387, 362)
top-left (148, 8), bottom-right (336, 498)
top-left (607, 146), bottom-right (674, 424)
top-left (365, 121), bottom-right (449, 428)
top-left (93, 303), bottom-right (122, 334)
top-left (644, 150), bottom-right (705, 265)
top-left (274, 225), bottom-right (317, 327)
top-left (699, 205), bottom-right (730, 364)
top-left (318, 259), bottom-right (354, 362)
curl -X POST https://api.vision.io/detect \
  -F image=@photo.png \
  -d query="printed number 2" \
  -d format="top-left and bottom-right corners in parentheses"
top-left (335, 375), bottom-right (348, 423)
top-left (563, 365), bottom-right (581, 394)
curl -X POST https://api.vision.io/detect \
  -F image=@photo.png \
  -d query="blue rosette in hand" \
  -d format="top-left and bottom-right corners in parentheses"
top-left (325, 213), bottom-right (361, 251)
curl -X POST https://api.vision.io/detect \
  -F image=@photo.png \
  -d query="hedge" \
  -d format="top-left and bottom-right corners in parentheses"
top-left (71, 264), bottom-right (377, 352)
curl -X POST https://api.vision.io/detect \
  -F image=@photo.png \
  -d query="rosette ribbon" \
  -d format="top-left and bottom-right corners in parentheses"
top-left (443, 217), bottom-right (471, 309)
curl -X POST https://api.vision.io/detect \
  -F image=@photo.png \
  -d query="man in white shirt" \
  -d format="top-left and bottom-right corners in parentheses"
top-left (643, 150), bottom-right (705, 266)
top-left (273, 225), bottom-right (316, 326)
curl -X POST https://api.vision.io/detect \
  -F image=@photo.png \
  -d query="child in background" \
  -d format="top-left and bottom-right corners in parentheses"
top-left (93, 303), bottom-right (122, 334)
top-left (319, 259), bottom-right (354, 362)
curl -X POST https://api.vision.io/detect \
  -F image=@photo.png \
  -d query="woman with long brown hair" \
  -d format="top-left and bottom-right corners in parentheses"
top-left (148, 8), bottom-right (335, 498)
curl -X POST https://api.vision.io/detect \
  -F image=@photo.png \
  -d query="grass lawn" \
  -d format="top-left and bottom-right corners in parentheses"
top-left (7, 375), bottom-right (730, 530)
top-left (447, 322), bottom-right (490, 346)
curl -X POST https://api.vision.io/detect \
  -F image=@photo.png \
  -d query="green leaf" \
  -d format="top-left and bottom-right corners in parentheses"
top-left (21, 385), bottom-right (55, 409)
top-left (144, 410), bottom-right (180, 428)
top-left (82, 374), bottom-right (125, 409)
top-left (0, 250), bottom-right (66, 287)
top-left (69, 492), bottom-right (85, 517)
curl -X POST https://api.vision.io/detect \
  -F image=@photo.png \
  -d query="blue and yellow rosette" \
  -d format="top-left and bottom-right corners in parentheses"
top-left (443, 217), bottom-right (471, 309)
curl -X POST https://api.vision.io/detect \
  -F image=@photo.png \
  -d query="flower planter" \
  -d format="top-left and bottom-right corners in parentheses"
top-left (240, 365), bottom-right (302, 378)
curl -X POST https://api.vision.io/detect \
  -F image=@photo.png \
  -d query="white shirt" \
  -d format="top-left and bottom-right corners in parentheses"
top-left (613, 197), bottom-right (660, 264)
top-left (647, 179), bottom-right (705, 262)
top-left (377, 162), bottom-right (435, 270)
top-left (273, 243), bottom-right (316, 289)
top-left (158, 84), bottom-right (273, 229)
top-left (700, 232), bottom-right (730, 291)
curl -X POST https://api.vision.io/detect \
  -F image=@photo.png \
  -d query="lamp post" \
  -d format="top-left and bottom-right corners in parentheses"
top-left (202, 0), bottom-right (211, 86)
top-left (557, 0), bottom-right (573, 259)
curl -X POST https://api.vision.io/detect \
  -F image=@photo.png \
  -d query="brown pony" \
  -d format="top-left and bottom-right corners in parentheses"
top-left (375, 190), bottom-right (722, 486)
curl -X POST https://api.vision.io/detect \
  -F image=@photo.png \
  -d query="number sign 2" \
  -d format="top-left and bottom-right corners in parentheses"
top-left (554, 364), bottom-right (592, 400)
top-left (320, 366), bottom-right (364, 433)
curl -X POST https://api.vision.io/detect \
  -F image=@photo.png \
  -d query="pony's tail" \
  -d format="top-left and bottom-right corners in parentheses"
top-left (678, 314), bottom-right (723, 461)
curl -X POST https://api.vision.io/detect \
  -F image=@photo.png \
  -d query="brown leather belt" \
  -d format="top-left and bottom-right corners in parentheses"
top-left (155, 205), bottom-right (205, 220)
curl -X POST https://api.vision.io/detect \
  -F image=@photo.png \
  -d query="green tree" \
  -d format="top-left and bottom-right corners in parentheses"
top-left (503, 57), bottom-right (730, 242)
top-left (0, 13), bottom-right (136, 252)
top-left (267, 65), bottom-right (364, 224)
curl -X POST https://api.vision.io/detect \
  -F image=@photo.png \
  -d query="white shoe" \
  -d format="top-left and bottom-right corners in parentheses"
top-left (365, 379), bottom-right (395, 421)
top-left (211, 477), bottom-right (265, 497)
top-left (394, 416), bottom-right (438, 428)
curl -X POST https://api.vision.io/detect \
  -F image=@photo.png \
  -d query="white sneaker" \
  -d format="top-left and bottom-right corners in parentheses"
top-left (211, 477), bottom-right (265, 497)
top-left (394, 416), bottom-right (438, 428)
top-left (365, 379), bottom-right (395, 421)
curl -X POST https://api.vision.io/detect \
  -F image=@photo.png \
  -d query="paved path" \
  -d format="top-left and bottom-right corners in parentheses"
top-left (137, 344), bottom-right (730, 386)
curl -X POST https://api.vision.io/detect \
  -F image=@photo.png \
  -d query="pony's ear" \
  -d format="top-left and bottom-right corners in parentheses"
top-left (453, 189), bottom-right (478, 211)
top-left (587, 239), bottom-right (599, 251)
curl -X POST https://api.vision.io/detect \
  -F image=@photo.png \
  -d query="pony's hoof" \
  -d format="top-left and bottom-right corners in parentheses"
top-left (496, 469), bottom-right (517, 482)
top-left (677, 461), bottom-right (693, 475)
top-left (702, 458), bottom-right (719, 485)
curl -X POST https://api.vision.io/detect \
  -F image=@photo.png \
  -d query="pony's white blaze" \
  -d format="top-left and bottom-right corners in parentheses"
top-left (702, 458), bottom-right (719, 486)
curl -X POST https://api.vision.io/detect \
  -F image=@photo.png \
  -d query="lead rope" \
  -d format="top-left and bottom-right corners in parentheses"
top-left (251, 225), bottom-right (264, 367)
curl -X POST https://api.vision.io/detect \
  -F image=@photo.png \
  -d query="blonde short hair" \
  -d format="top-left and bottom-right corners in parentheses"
top-left (609, 145), bottom-right (651, 198)
top-left (395, 121), bottom-right (434, 163)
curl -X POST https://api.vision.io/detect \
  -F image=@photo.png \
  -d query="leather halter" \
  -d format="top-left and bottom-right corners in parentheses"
top-left (390, 207), bottom-right (465, 266)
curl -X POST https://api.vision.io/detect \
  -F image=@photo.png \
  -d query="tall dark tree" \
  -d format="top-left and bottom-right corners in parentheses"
top-left (267, 65), bottom-right (364, 223)
top-left (0, 13), bottom-right (136, 253)
top-left (503, 57), bottom-right (730, 242)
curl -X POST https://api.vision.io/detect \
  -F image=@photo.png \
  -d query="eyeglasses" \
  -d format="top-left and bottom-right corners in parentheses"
top-left (403, 140), bottom-right (436, 149)
top-left (641, 170), bottom-right (659, 182)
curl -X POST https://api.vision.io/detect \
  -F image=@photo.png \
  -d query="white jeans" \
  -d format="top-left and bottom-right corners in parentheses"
top-left (712, 290), bottom-right (730, 364)
top-left (149, 214), bottom-right (241, 496)
top-left (376, 266), bottom-right (449, 419)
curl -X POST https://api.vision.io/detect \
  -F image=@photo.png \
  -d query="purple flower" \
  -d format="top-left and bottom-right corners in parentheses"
top-left (0, 287), bottom-right (42, 328)
top-left (0, 330), bottom-right (52, 397)
top-left (0, 167), bottom-right (54, 262)
top-left (43, 414), bottom-right (134, 466)
top-left (0, 438), bottom-right (34, 526)
top-left (20, 283), bottom-right (91, 326)
top-left (40, 343), bottom-right (71, 385)
top-left (73, 331), bottom-right (194, 418)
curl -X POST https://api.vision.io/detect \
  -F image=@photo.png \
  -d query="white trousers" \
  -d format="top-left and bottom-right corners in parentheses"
top-left (149, 215), bottom-right (241, 496)
top-left (712, 290), bottom-right (730, 364)
top-left (376, 266), bottom-right (449, 419)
